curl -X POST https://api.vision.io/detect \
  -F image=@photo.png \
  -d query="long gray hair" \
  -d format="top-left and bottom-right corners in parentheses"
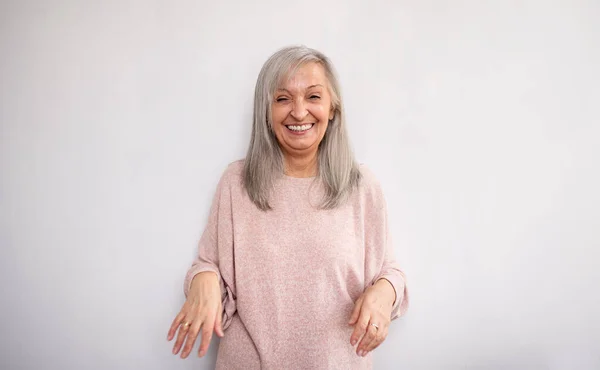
top-left (243, 45), bottom-right (361, 211)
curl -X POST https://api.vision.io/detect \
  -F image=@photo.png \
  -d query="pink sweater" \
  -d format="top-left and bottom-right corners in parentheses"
top-left (183, 160), bottom-right (409, 369)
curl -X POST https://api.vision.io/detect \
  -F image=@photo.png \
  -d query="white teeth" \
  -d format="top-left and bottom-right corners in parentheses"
top-left (287, 124), bottom-right (313, 131)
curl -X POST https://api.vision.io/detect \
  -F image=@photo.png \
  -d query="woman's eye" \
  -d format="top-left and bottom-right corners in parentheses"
top-left (309, 95), bottom-right (321, 100)
top-left (276, 97), bottom-right (289, 102)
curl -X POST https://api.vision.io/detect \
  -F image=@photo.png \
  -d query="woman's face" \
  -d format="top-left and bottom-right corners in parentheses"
top-left (271, 62), bottom-right (334, 158)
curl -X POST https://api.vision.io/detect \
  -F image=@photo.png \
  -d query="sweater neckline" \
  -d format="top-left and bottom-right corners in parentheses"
top-left (282, 173), bottom-right (317, 180)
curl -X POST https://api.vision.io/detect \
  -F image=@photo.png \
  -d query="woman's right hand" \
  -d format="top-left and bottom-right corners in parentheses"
top-left (167, 271), bottom-right (224, 358)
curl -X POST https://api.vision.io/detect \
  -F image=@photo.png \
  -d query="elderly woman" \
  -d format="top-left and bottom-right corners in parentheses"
top-left (167, 45), bottom-right (409, 369)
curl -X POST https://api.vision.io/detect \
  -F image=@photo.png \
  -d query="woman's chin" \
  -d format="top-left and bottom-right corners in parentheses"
top-left (282, 141), bottom-right (320, 155)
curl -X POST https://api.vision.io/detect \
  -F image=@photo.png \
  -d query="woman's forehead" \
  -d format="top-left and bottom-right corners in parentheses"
top-left (277, 62), bottom-right (328, 91)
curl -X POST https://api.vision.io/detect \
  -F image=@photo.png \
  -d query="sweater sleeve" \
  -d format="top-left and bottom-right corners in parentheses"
top-left (362, 167), bottom-right (409, 321)
top-left (183, 165), bottom-right (237, 330)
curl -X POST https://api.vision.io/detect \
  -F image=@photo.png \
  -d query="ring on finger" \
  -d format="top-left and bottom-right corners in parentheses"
top-left (181, 321), bottom-right (192, 330)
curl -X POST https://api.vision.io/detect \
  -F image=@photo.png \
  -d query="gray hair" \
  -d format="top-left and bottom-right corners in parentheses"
top-left (243, 45), bottom-right (361, 211)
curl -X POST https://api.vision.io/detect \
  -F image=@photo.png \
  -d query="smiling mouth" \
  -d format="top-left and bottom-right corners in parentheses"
top-left (285, 123), bottom-right (314, 132)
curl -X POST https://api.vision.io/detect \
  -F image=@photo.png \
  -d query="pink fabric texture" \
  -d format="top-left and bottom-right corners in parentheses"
top-left (183, 160), bottom-right (409, 369)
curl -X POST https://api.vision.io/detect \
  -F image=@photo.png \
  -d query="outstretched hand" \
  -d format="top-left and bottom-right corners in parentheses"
top-left (167, 271), bottom-right (224, 359)
top-left (348, 279), bottom-right (396, 357)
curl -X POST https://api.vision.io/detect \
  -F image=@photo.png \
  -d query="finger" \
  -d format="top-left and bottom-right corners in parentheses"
top-left (370, 326), bottom-right (388, 352)
top-left (350, 312), bottom-right (369, 347)
top-left (198, 317), bottom-right (215, 357)
top-left (357, 323), bottom-right (378, 357)
top-left (362, 323), bottom-right (383, 354)
top-left (214, 304), bottom-right (224, 338)
top-left (172, 317), bottom-right (193, 355)
top-left (348, 296), bottom-right (363, 325)
top-left (167, 310), bottom-right (186, 341)
top-left (181, 318), bottom-right (203, 359)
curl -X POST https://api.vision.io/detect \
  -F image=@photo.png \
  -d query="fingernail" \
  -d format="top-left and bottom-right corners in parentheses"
top-left (351, 339), bottom-right (356, 346)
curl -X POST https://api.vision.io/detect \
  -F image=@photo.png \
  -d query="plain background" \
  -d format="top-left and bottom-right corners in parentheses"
top-left (1, 0), bottom-right (599, 369)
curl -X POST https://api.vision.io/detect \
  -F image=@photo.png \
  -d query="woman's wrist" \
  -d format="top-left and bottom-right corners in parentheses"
top-left (191, 270), bottom-right (219, 288)
top-left (374, 278), bottom-right (396, 306)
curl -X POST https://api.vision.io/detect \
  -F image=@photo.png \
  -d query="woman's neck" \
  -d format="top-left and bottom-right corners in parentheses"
top-left (283, 152), bottom-right (318, 178)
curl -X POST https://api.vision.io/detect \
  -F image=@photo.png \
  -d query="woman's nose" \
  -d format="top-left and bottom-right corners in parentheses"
top-left (290, 99), bottom-right (308, 121)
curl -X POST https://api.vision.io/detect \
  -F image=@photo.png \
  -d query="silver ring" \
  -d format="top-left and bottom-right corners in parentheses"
top-left (370, 323), bottom-right (379, 330)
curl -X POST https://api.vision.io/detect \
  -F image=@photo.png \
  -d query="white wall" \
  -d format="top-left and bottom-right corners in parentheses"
top-left (1, 1), bottom-right (599, 369)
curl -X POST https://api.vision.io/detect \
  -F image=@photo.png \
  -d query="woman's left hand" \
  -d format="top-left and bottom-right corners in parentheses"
top-left (348, 279), bottom-right (396, 357)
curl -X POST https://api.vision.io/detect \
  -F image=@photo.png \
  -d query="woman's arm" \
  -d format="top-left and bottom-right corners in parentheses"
top-left (169, 164), bottom-right (239, 359)
top-left (362, 165), bottom-right (409, 320)
top-left (348, 166), bottom-right (410, 357)
top-left (183, 164), bottom-right (238, 328)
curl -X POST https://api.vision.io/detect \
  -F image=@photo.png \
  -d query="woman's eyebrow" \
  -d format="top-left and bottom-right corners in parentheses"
top-left (276, 84), bottom-right (324, 93)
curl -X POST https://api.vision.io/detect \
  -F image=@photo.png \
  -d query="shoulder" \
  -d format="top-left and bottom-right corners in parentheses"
top-left (225, 159), bottom-right (245, 177)
top-left (355, 163), bottom-right (387, 208)
top-left (216, 159), bottom-right (245, 189)
top-left (357, 163), bottom-right (384, 194)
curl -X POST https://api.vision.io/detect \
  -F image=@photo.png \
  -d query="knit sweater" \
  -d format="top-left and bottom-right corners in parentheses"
top-left (183, 160), bottom-right (409, 369)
